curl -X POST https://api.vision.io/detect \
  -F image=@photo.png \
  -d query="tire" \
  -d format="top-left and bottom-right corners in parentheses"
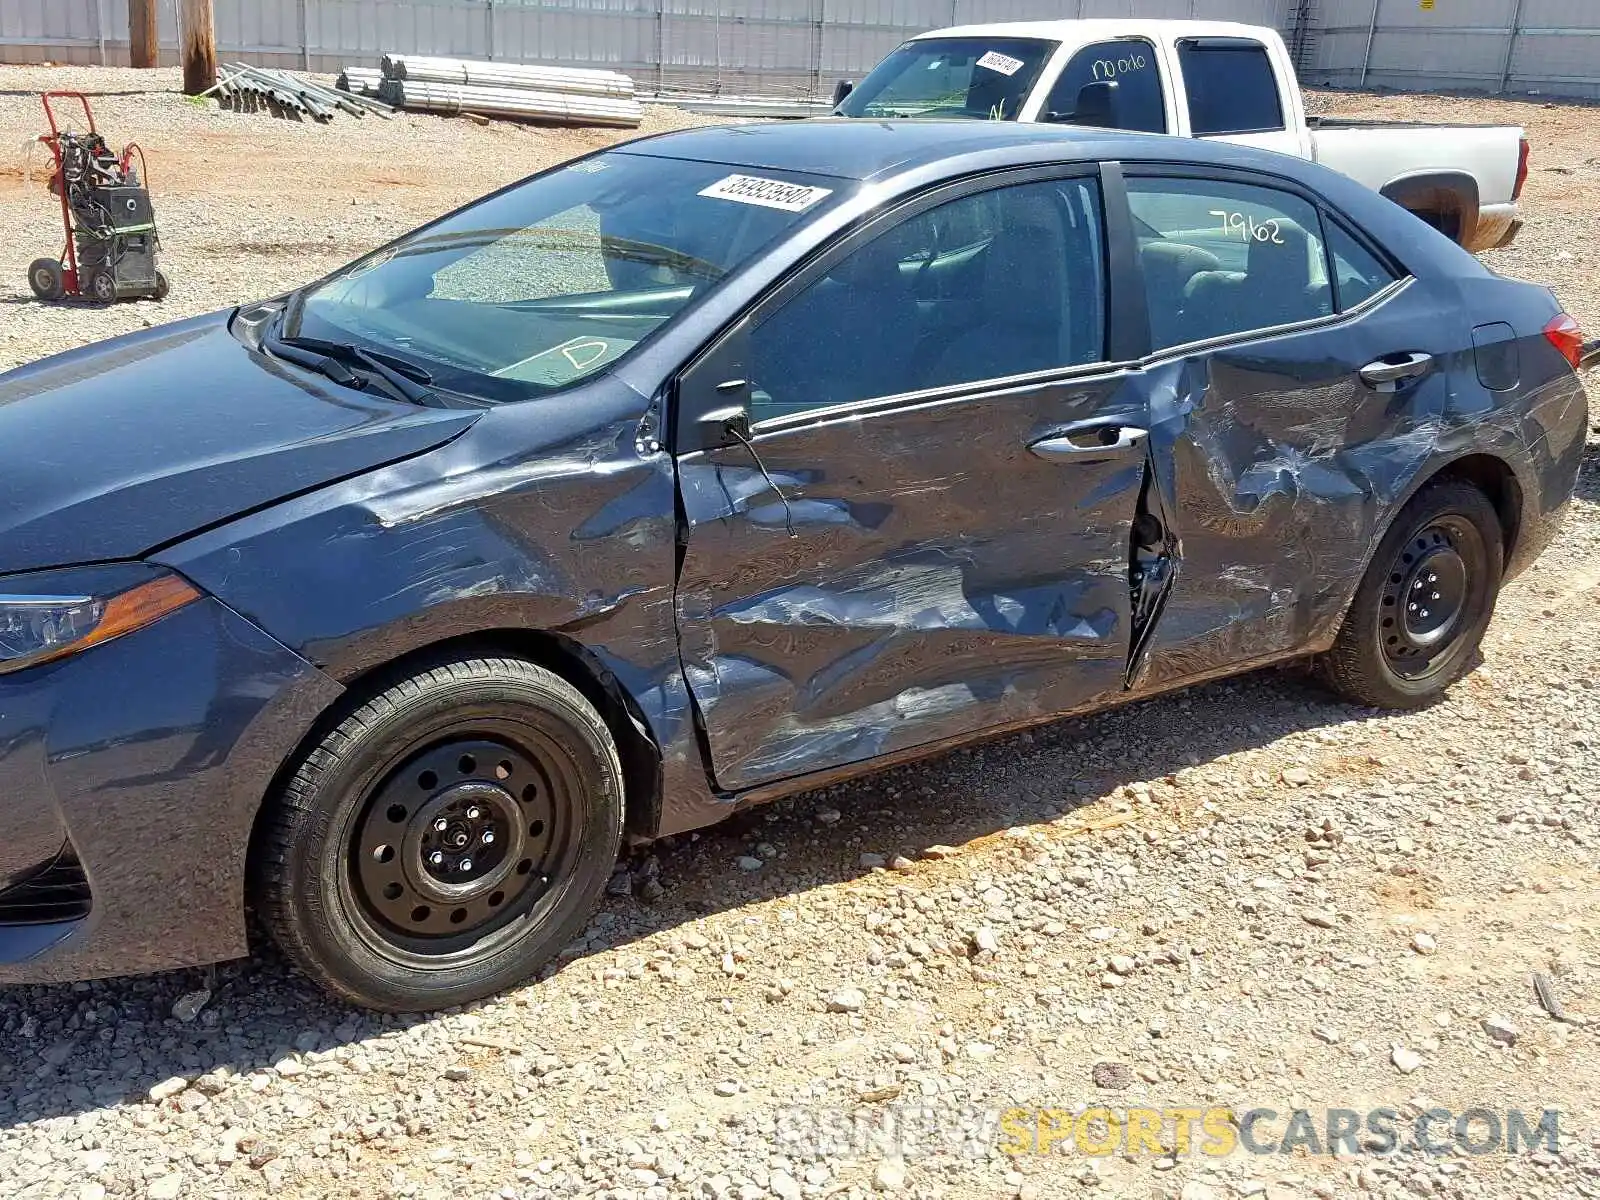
top-left (28, 258), bottom-right (65, 302)
top-left (253, 655), bottom-right (625, 1012)
top-left (1318, 480), bottom-right (1502, 709)
top-left (153, 270), bottom-right (170, 301)
top-left (87, 267), bottom-right (117, 305)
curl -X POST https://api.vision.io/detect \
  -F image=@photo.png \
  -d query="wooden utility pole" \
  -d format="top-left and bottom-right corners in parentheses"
top-left (128, 0), bottom-right (158, 69)
top-left (180, 0), bottom-right (217, 95)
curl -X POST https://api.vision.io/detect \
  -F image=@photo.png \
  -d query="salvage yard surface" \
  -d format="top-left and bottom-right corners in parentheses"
top-left (2, 66), bottom-right (1600, 1200)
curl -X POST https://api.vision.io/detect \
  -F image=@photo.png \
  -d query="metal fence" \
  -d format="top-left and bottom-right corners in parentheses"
top-left (1305, 0), bottom-right (1600, 100)
top-left (3, 0), bottom-right (1597, 100)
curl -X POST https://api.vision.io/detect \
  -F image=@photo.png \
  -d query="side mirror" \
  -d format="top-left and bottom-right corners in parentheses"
top-left (1046, 80), bottom-right (1122, 128)
top-left (831, 79), bottom-right (855, 109)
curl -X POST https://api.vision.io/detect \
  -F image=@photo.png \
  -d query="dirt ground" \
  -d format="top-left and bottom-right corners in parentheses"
top-left (1, 66), bottom-right (1599, 1200)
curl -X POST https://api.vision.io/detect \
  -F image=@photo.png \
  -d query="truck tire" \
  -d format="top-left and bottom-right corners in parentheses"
top-left (253, 654), bottom-right (626, 1012)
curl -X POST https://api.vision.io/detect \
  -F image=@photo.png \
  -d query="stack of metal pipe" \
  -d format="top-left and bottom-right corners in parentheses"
top-left (210, 63), bottom-right (395, 121)
top-left (350, 54), bottom-right (641, 128)
top-left (382, 55), bottom-right (634, 100)
top-left (335, 66), bottom-right (385, 98)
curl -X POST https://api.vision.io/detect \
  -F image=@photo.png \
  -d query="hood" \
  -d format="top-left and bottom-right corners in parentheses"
top-left (0, 313), bottom-right (481, 575)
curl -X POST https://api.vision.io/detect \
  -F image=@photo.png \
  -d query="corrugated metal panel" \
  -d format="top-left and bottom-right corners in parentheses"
top-left (4, 0), bottom-right (1597, 98)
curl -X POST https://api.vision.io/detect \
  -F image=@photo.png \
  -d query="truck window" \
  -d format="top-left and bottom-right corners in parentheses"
top-left (834, 37), bottom-right (1057, 122)
top-left (1126, 175), bottom-right (1332, 350)
top-left (1177, 39), bottom-right (1284, 136)
top-left (1044, 38), bottom-right (1166, 133)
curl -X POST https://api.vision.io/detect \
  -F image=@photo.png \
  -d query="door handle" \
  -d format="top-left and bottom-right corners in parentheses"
top-left (1029, 425), bottom-right (1148, 462)
top-left (1360, 352), bottom-right (1433, 390)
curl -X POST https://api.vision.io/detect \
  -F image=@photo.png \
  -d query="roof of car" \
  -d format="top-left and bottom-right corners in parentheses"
top-left (910, 19), bottom-right (1277, 43)
top-left (619, 118), bottom-right (1312, 189)
top-left (623, 119), bottom-right (1163, 182)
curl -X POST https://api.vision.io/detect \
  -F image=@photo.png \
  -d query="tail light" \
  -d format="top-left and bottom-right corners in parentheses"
top-left (1513, 137), bottom-right (1530, 201)
top-left (1544, 313), bottom-right (1584, 368)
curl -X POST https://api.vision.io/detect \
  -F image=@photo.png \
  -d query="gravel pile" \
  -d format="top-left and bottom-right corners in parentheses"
top-left (1, 68), bottom-right (1599, 1200)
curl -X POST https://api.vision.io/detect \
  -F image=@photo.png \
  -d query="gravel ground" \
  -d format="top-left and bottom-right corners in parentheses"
top-left (2, 67), bottom-right (1600, 1200)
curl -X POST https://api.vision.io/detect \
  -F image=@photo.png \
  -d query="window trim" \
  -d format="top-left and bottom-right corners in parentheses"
top-left (1119, 162), bottom-right (1415, 361)
top-left (1137, 276), bottom-right (1413, 367)
top-left (672, 163), bottom-right (1122, 449)
top-left (1175, 37), bottom-right (1286, 137)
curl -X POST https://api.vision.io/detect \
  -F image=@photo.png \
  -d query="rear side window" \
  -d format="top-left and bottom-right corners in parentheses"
top-left (1128, 175), bottom-right (1333, 351)
top-left (1178, 40), bottom-right (1285, 136)
top-left (1044, 39), bottom-right (1167, 133)
top-left (1325, 220), bottom-right (1402, 310)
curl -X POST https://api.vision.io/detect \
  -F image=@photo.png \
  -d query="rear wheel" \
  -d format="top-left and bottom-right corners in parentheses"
top-left (153, 270), bottom-right (170, 301)
top-left (1318, 481), bottom-right (1502, 709)
top-left (28, 258), bottom-right (65, 301)
top-left (253, 655), bottom-right (625, 1011)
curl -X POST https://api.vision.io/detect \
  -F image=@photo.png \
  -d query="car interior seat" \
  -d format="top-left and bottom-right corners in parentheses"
top-left (1179, 219), bottom-right (1331, 345)
top-left (930, 190), bottom-right (1070, 387)
top-left (749, 224), bottom-right (922, 417)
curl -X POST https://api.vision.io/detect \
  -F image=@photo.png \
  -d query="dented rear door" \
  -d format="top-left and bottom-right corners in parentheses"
top-left (671, 169), bottom-right (1150, 792)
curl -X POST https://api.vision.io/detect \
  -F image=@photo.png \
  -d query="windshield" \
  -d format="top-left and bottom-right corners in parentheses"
top-left (836, 37), bottom-right (1057, 121)
top-left (289, 153), bottom-right (849, 403)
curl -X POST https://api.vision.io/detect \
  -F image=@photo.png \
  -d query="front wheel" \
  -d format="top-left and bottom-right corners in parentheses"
top-left (28, 258), bottom-right (65, 301)
top-left (253, 655), bottom-right (625, 1011)
top-left (1318, 480), bottom-right (1502, 709)
top-left (87, 267), bottom-right (117, 305)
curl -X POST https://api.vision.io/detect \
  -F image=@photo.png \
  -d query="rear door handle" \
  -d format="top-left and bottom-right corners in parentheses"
top-left (1360, 352), bottom-right (1433, 390)
top-left (1029, 425), bottom-right (1148, 462)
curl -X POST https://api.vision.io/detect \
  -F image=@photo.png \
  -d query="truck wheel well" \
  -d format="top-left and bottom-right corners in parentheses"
top-left (265, 630), bottom-right (663, 851)
top-left (1380, 172), bottom-right (1479, 247)
top-left (1432, 454), bottom-right (1522, 560)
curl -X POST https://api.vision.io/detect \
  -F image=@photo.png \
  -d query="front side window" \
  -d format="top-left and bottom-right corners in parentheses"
top-left (746, 177), bottom-right (1106, 423)
top-left (1044, 38), bottom-right (1167, 133)
top-left (290, 153), bottom-right (849, 403)
top-left (1129, 176), bottom-right (1333, 351)
top-left (1177, 39), bottom-right (1285, 136)
top-left (835, 37), bottom-right (1057, 121)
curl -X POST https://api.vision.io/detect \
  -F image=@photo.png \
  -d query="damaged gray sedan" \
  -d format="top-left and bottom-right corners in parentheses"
top-left (0, 120), bottom-right (1588, 1011)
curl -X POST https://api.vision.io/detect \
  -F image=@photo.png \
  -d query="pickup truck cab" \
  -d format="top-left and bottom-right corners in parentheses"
top-left (833, 20), bottom-right (1529, 252)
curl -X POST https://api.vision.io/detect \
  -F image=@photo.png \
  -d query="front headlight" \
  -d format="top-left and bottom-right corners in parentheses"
top-left (0, 565), bottom-right (202, 675)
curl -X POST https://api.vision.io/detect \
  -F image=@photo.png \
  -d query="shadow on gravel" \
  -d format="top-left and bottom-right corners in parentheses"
top-left (3, 442), bottom-right (1594, 1128)
top-left (0, 660), bottom-right (1385, 1128)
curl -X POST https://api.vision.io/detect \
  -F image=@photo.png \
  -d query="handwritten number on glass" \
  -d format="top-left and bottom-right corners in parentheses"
top-left (1210, 210), bottom-right (1286, 244)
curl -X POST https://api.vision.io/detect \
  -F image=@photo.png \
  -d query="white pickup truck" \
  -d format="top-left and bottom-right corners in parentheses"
top-left (832, 20), bottom-right (1528, 252)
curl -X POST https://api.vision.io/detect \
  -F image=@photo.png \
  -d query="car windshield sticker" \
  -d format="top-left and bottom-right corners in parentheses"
top-left (976, 50), bottom-right (1025, 76)
top-left (698, 174), bottom-right (833, 213)
top-left (493, 336), bottom-right (633, 386)
top-left (565, 159), bottom-right (609, 174)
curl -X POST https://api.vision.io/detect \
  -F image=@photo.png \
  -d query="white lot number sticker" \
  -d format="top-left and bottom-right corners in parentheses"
top-left (699, 174), bottom-right (833, 213)
top-left (976, 50), bottom-right (1025, 77)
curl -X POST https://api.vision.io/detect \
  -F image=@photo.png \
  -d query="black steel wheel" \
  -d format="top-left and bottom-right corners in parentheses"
top-left (87, 267), bottom-right (117, 305)
top-left (28, 258), bottom-right (65, 302)
top-left (254, 655), bottom-right (625, 1011)
top-left (1319, 480), bottom-right (1502, 709)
